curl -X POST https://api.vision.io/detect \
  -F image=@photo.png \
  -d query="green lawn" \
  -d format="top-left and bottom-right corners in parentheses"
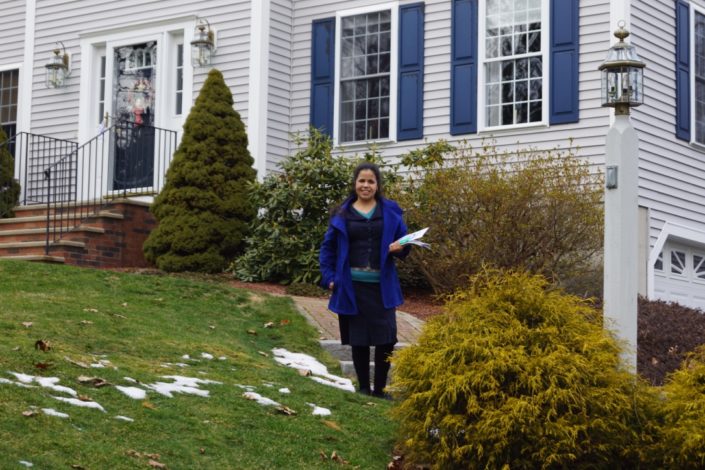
top-left (0, 260), bottom-right (396, 469)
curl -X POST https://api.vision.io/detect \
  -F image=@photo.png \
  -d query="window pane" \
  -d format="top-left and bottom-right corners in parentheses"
top-left (342, 38), bottom-right (353, 57)
top-left (696, 12), bottom-right (705, 143)
top-left (380, 97), bottom-right (389, 117)
top-left (367, 55), bottom-right (378, 75)
top-left (529, 101), bottom-right (542, 122)
top-left (342, 82), bottom-right (354, 101)
top-left (515, 102), bottom-right (527, 123)
top-left (672, 251), bottom-right (686, 275)
top-left (380, 118), bottom-right (389, 137)
top-left (342, 18), bottom-right (354, 36)
top-left (368, 98), bottom-right (379, 118)
top-left (342, 102), bottom-right (354, 121)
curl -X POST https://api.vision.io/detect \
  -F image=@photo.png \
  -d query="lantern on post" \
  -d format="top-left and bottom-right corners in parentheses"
top-left (598, 21), bottom-right (645, 115)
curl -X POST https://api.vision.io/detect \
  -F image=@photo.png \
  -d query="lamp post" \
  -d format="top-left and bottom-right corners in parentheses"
top-left (598, 21), bottom-right (645, 371)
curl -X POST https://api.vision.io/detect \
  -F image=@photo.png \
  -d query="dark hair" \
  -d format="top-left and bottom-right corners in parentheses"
top-left (331, 162), bottom-right (384, 217)
top-left (347, 162), bottom-right (384, 201)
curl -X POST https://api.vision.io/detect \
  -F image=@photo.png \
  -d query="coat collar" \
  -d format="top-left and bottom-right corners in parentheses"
top-left (331, 197), bottom-right (389, 232)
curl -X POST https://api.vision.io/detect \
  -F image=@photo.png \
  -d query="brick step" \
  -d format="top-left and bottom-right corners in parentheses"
top-left (10, 201), bottom-right (117, 218)
top-left (0, 211), bottom-right (123, 230)
top-left (0, 227), bottom-right (105, 244)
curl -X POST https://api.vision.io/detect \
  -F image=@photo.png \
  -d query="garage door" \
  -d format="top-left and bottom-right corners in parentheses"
top-left (653, 241), bottom-right (705, 310)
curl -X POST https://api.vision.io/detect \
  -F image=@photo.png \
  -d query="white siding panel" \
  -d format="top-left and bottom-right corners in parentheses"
top-left (631, 0), bottom-right (705, 249)
top-left (267, 0), bottom-right (294, 173)
top-left (31, 0), bottom-right (251, 140)
top-left (0, 1), bottom-right (26, 68)
top-left (291, 0), bottom-right (612, 171)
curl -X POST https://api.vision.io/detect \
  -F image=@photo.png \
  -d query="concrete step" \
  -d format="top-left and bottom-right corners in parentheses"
top-left (320, 339), bottom-right (410, 379)
top-left (0, 254), bottom-right (65, 263)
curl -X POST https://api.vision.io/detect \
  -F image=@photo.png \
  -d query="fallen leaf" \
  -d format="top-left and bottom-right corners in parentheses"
top-left (78, 376), bottom-right (110, 388)
top-left (199, 448), bottom-right (206, 455)
top-left (331, 451), bottom-right (349, 465)
top-left (22, 410), bottom-right (38, 417)
top-left (263, 322), bottom-right (274, 328)
top-left (297, 369), bottom-right (312, 377)
top-left (144, 453), bottom-right (161, 460)
top-left (65, 357), bottom-right (90, 368)
top-left (111, 313), bottom-right (128, 319)
top-left (35, 362), bottom-right (52, 370)
top-left (280, 319), bottom-right (290, 326)
top-left (148, 460), bottom-right (167, 469)
top-left (79, 320), bottom-right (93, 326)
top-left (71, 465), bottom-right (86, 470)
top-left (21, 322), bottom-right (33, 328)
top-left (121, 302), bottom-right (128, 307)
top-left (78, 394), bottom-right (93, 402)
top-left (651, 357), bottom-right (659, 365)
top-left (258, 351), bottom-right (268, 357)
top-left (320, 450), bottom-right (328, 460)
top-left (275, 405), bottom-right (297, 415)
top-left (34, 339), bottom-right (51, 352)
top-left (142, 401), bottom-right (157, 410)
top-left (247, 329), bottom-right (257, 335)
top-left (126, 450), bottom-right (142, 458)
top-left (83, 308), bottom-right (98, 313)
top-left (323, 420), bottom-right (342, 431)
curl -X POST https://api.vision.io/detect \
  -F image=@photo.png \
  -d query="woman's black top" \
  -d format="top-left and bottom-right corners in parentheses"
top-left (346, 204), bottom-right (383, 270)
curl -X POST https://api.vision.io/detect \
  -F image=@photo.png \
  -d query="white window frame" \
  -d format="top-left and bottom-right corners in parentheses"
top-left (690, 3), bottom-right (705, 147)
top-left (477, 0), bottom-right (550, 133)
top-left (333, 2), bottom-right (399, 147)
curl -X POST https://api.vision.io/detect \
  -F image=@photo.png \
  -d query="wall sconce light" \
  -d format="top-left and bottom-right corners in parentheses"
top-left (45, 41), bottom-right (71, 88)
top-left (190, 18), bottom-right (216, 67)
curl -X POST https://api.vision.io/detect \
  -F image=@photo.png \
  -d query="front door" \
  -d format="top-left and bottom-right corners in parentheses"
top-left (111, 42), bottom-right (157, 191)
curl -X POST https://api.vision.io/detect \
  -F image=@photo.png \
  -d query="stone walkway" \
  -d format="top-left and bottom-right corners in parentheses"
top-left (290, 295), bottom-right (426, 344)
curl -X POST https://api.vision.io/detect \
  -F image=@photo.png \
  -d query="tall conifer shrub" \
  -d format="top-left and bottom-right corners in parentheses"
top-left (0, 128), bottom-right (20, 218)
top-left (143, 69), bottom-right (256, 272)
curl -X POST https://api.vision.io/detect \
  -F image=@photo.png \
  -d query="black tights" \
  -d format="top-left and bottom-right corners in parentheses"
top-left (351, 343), bottom-right (395, 394)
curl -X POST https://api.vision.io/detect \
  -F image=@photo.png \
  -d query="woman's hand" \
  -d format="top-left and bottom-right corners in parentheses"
top-left (389, 241), bottom-right (404, 253)
top-left (328, 281), bottom-right (334, 290)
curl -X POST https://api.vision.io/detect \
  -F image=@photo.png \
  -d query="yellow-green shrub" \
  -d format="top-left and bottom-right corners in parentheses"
top-left (391, 269), bottom-right (657, 469)
top-left (657, 346), bottom-right (705, 469)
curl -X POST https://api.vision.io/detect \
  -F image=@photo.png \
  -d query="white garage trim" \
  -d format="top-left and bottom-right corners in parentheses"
top-left (648, 221), bottom-right (705, 300)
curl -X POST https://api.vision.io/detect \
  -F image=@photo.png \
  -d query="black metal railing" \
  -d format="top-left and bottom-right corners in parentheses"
top-left (1, 121), bottom-right (177, 254)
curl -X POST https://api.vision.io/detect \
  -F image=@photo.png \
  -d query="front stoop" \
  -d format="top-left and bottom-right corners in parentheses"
top-left (0, 199), bottom-right (156, 268)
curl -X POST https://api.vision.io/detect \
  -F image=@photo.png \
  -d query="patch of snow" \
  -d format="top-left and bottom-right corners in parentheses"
top-left (262, 382), bottom-right (274, 388)
top-left (235, 384), bottom-right (256, 392)
top-left (42, 408), bottom-right (69, 419)
top-left (181, 354), bottom-right (190, 360)
top-left (201, 352), bottom-right (214, 360)
top-left (52, 396), bottom-right (106, 413)
top-left (218, 356), bottom-right (227, 361)
top-left (115, 386), bottom-right (147, 400)
top-left (307, 403), bottom-right (332, 416)
top-left (242, 391), bottom-right (280, 407)
top-left (271, 349), bottom-right (355, 393)
top-left (123, 377), bottom-right (137, 383)
top-left (278, 388), bottom-right (291, 394)
top-left (7, 373), bottom-right (77, 396)
top-left (174, 363), bottom-right (189, 368)
top-left (115, 415), bottom-right (134, 422)
top-left (18, 461), bottom-right (33, 468)
top-left (0, 377), bottom-right (33, 388)
top-left (90, 363), bottom-right (105, 368)
top-left (145, 376), bottom-right (222, 398)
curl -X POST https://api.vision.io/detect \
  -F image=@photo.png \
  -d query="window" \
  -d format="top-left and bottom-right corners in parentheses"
top-left (654, 251), bottom-right (663, 271)
top-left (695, 253), bottom-right (705, 279)
top-left (337, 7), bottom-right (395, 144)
top-left (671, 250), bottom-right (687, 275)
top-left (175, 44), bottom-right (184, 115)
top-left (0, 69), bottom-right (18, 141)
top-left (98, 56), bottom-right (106, 124)
top-left (481, 0), bottom-right (545, 129)
top-left (695, 11), bottom-right (705, 143)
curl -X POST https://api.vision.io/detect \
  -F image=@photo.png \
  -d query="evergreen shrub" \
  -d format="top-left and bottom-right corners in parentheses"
top-left (657, 346), bottom-right (705, 469)
top-left (143, 69), bottom-right (256, 273)
top-left (391, 140), bottom-right (603, 296)
top-left (0, 128), bottom-right (20, 218)
top-left (391, 269), bottom-right (658, 469)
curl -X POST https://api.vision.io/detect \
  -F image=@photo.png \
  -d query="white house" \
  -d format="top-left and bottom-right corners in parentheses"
top-left (1, 0), bottom-right (705, 309)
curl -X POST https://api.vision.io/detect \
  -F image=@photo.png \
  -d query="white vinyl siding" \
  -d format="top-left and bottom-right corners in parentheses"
top-left (631, 0), bottom-right (705, 252)
top-left (267, 0), bottom-right (294, 173)
top-left (0, 1), bottom-right (26, 67)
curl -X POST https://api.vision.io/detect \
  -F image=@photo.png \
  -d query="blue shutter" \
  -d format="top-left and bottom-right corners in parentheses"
top-left (398, 3), bottom-right (425, 141)
top-left (676, 0), bottom-right (690, 141)
top-left (549, 0), bottom-right (579, 124)
top-left (310, 18), bottom-right (335, 137)
top-left (450, 0), bottom-right (478, 135)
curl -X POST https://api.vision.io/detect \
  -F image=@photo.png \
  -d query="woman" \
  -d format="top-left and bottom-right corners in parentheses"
top-left (319, 162), bottom-right (411, 397)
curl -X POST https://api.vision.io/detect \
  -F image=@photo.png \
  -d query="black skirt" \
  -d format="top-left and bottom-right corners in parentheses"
top-left (339, 281), bottom-right (398, 346)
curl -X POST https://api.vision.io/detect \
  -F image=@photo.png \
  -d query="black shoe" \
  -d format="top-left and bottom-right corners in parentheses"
top-left (357, 388), bottom-right (372, 396)
top-left (372, 390), bottom-right (393, 400)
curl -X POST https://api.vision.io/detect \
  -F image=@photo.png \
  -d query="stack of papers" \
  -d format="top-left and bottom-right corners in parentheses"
top-left (396, 227), bottom-right (431, 249)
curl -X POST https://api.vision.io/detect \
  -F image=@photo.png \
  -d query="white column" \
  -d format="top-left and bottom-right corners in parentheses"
top-left (603, 112), bottom-right (639, 371)
top-left (247, 0), bottom-right (271, 181)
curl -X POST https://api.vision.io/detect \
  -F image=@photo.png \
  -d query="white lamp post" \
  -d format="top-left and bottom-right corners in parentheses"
top-left (599, 22), bottom-right (645, 371)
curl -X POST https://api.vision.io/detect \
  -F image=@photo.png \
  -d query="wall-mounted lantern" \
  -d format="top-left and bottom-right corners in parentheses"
top-left (191, 19), bottom-right (216, 67)
top-left (45, 41), bottom-right (71, 88)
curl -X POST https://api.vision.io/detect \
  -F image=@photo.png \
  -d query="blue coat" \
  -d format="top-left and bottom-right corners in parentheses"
top-left (319, 197), bottom-right (409, 315)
